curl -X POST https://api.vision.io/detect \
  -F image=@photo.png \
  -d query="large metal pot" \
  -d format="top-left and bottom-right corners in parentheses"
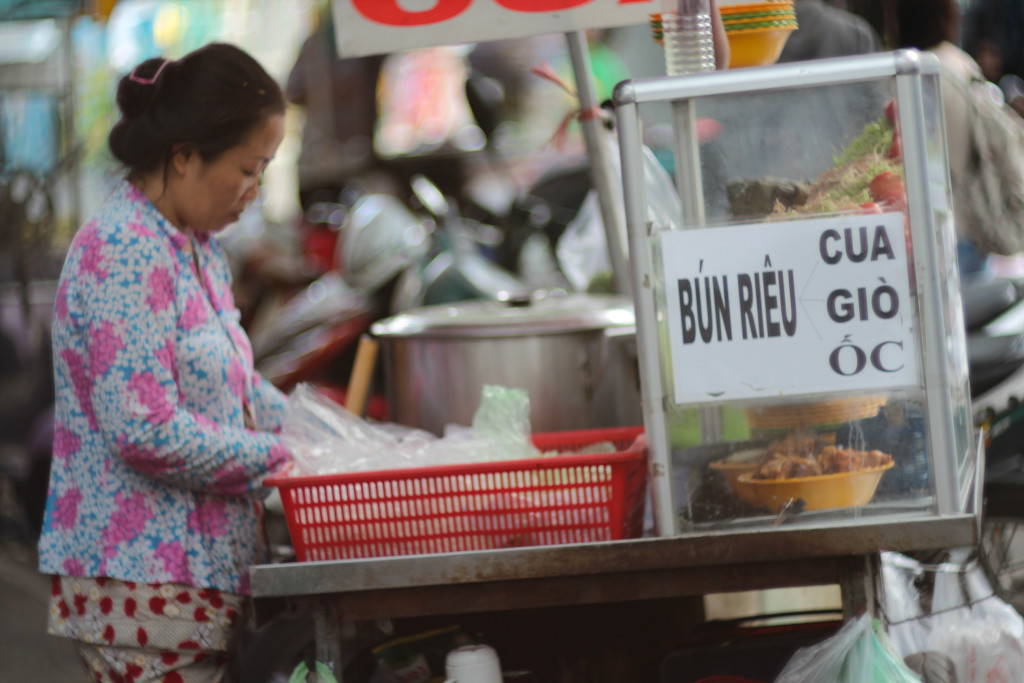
top-left (370, 293), bottom-right (641, 435)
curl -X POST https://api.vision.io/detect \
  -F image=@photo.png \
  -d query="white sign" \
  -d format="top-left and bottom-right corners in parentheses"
top-left (659, 213), bottom-right (919, 403)
top-left (331, 0), bottom-right (657, 57)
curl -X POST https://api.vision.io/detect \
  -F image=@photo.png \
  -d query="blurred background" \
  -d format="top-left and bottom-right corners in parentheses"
top-left (1, 0), bottom-right (1021, 677)
top-left (0, 0), bottom-right (670, 241)
top-left (0, 0), bottom-right (1016, 270)
top-left (0, 1), bottom-right (892, 239)
top-left (0, 0), bottom-right (1015, 284)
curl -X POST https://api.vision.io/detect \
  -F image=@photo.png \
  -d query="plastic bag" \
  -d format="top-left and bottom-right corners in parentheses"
top-left (882, 549), bottom-right (1024, 683)
top-left (774, 614), bottom-right (921, 683)
top-left (289, 661), bottom-right (339, 683)
top-left (280, 383), bottom-right (540, 475)
top-left (880, 550), bottom-right (932, 658)
top-left (556, 130), bottom-right (681, 292)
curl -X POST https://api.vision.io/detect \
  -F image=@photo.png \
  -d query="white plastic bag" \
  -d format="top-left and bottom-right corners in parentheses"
top-left (882, 549), bottom-right (1024, 683)
top-left (880, 550), bottom-right (933, 658)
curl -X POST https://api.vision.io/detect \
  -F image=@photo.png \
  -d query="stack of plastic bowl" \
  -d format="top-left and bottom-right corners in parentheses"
top-left (720, 0), bottom-right (797, 68)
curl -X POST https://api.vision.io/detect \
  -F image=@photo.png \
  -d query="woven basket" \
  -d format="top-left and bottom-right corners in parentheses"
top-left (746, 395), bottom-right (887, 432)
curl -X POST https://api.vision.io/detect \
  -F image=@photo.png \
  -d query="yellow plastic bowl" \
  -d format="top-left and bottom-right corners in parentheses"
top-left (724, 18), bottom-right (798, 30)
top-left (709, 451), bottom-right (763, 506)
top-left (726, 26), bottom-right (797, 68)
top-left (720, 1), bottom-right (794, 14)
top-left (723, 13), bottom-right (796, 25)
top-left (737, 461), bottom-right (894, 513)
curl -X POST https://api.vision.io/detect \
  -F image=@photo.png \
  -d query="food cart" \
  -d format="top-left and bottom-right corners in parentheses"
top-left (617, 49), bottom-right (979, 538)
top-left (251, 4), bottom-right (982, 681)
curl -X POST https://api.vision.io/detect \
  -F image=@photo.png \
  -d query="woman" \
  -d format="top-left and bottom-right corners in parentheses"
top-left (889, 0), bottom-right (1024, 278)
top-left (38, 43), bottom-right (292, 681)
top-left (888, 0), bottom-right (974, 201)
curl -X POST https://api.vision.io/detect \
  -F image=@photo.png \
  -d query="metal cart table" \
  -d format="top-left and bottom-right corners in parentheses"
top-left (252, 51), bottom-right (985, 681)
top-left (251, 514), bottom-right (978, 680)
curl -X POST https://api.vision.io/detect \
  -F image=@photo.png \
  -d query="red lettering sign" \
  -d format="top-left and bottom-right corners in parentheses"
top-left (351, 0), bottom-right (651, 26)
top-left (495, 0), bottom-right (591, 10)
top-left (351, 0), bottom-right (472, 26)
top-left (338, 0), bottom-right (656, 55)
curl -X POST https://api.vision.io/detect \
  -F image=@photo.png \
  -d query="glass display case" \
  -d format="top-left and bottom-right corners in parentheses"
top-left (613, 51), bottom-right (979, 537)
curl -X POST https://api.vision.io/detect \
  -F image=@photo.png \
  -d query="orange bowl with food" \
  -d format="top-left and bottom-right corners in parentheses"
top-left (737, 461), bottom-right (894, 513)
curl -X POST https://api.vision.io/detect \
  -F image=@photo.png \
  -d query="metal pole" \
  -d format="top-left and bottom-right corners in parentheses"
top-left (616, 92), bottom-right (678, 536)
top-left (671, 100), bottom-right (706, 227)
top-left (668, 79), bottom-right (717, 447)
top-left (564, 30), bottom-right (632, 296)
top-left (897, 65), bottom-right (962, 515)
top-left (312, 601), bottom-right (345, 681)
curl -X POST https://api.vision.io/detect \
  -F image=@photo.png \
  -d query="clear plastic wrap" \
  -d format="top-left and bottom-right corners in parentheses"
top-left (280, 383), bottom-right (540, 476)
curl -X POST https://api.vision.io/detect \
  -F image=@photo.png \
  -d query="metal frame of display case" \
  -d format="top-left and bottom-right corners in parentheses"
top-left (612, 50), bottom-right (977, 537)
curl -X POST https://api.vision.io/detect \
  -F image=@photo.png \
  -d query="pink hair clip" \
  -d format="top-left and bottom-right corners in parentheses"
top-left (129, 58), bottom-right (171, 85)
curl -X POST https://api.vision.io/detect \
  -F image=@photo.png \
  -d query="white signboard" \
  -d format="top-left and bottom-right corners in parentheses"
top-left (659, 213), bottom-right (919, 403)
top-left (331, 0), bottom-right (656, 57)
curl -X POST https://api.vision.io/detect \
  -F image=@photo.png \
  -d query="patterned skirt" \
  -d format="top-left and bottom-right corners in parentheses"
top-left (47, 575), bottom-right (245, 682)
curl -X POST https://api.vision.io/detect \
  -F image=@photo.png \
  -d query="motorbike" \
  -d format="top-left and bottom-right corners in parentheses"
top-left (0, 279), bottom-right (55, 545)
top-left (0, 150), bottom-right (67, 546)
top-left (236, 62), bottom-right (528, 401)
top-left (239, 171), bottom-right (527, 397)
top-left (961, 274), bottom-right (1024, 613)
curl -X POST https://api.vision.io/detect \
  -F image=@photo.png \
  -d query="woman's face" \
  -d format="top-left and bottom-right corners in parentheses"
top-left (174, 114), bottom-right (285, 234)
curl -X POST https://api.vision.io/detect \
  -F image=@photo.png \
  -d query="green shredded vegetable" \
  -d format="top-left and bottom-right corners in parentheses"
top-left (773, 114), bottom-right (902, 218)
top-left (835, 117), bottom-right (894, 166)
top-left (813, 155), bottom-right (901, 211)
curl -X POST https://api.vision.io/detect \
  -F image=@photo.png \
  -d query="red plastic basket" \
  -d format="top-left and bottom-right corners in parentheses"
top-left (266, 426), bottom-right (647, 561)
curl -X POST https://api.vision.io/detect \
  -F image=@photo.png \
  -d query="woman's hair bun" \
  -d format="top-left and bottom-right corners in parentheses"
top-left (109, 44), bottom-right (284, 179)
top-left (115, 57), bottom-right (170, 118)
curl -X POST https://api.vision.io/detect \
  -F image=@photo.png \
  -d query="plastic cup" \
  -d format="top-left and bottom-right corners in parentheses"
top-left (662, 0), bottom-right (716, 75)
top-left (445, 644), bottom-right (503, 683)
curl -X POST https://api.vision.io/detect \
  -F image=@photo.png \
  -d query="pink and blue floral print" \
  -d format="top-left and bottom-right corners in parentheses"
top-left (38, 181), bottom-right (291, 595)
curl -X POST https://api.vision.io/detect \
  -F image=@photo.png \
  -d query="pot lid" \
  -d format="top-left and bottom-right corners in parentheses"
top-left (370, 293), bottom-right (635, 339)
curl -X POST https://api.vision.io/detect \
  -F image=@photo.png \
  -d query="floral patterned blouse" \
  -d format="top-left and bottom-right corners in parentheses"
top-left (38, 181), bottom-right (291, 595)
